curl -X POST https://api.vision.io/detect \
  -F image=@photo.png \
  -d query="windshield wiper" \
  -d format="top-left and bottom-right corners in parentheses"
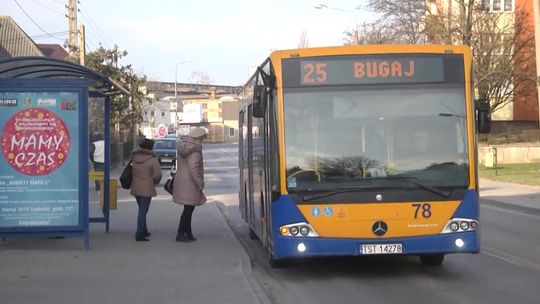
top-left (300, 176), bottom-right (451, 202)
top-left (301, 187), bottom-right (371, 202)
top-left (385, 176), bottom-right (451, 198)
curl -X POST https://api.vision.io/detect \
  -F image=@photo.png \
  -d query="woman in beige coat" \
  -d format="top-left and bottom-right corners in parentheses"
top-left (173, 127), bottom-right (207, 242)
top-left (130, 138), bottom-right (162, 241)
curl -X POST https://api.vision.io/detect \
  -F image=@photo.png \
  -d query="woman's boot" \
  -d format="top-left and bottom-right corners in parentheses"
top-left (175, 232), bottom-right (191, 242)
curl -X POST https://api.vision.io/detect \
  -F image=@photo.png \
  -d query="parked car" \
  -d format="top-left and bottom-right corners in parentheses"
top-left (153, 137), bottom-right (177, 168)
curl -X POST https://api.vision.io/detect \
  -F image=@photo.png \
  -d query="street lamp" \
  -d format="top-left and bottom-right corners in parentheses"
top-left (314, 3), bottom-right (359, 45)
top-left (174, 59), bottom-right (191, 130)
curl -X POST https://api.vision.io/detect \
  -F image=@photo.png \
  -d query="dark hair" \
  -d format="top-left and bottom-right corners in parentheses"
top-left (139, 138), bottom-right (155, 150)
top-left (92, 133), bottom-right (104, 141)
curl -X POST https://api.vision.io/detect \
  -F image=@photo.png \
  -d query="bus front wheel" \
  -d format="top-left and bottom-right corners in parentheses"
top-left (248, 227), bottom-right (257, 240)
top-left (419, 254), bottom-right (445, 266)
top-left (268, 253), bottom-right (287, 268)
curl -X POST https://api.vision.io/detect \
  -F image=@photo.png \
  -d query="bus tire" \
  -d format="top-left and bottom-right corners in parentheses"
top-left (420, 254), bottom-right (445, 266)
top-left (248, 227), bottom-right (257, 240)
top-left (268, 253), bottom-right (287, 268)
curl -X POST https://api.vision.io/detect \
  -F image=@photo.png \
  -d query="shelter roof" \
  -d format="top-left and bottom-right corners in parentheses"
top-left (0, 56), bottom-right (128, 96)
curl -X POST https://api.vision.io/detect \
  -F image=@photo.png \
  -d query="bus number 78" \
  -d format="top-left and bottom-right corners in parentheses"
top-left (412, 203), bottom-right (432, 219)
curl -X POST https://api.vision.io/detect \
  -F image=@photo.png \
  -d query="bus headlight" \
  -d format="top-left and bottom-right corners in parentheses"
top-left (442, 218), bottom-right (479, 233)
top-left (455, 238), bottom-right (465, 248)
top-left (279, 222), bottom-right (319, 237)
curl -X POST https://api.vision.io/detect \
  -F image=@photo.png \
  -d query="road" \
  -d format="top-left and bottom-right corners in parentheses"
top-left (203, 143), bottom-right (540, 304)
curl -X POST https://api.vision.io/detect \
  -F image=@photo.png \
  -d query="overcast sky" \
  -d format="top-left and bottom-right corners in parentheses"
top-left (3, 0), bottom-right (374, 86)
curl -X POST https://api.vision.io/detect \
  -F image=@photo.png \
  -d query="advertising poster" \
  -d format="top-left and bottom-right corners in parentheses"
top-left (0, 91), bottom-right (80, 228)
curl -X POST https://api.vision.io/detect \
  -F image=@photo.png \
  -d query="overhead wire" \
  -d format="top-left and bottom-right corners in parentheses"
top-left (13, 0), bottom-right (64, 41)
top-left (78, 1), bottom-right (114, 46)
top-left (0, 31), bottom-right (69, 44)
top-left (24, 0), bottom-right (65, 14)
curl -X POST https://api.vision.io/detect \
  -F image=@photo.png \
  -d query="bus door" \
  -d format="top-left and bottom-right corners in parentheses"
top-left (245, 105), bottom-right (255, 230)
top-left (251, 108), bottom-right (266, 241)
top-left (238, 109), bottom-right (247, 221)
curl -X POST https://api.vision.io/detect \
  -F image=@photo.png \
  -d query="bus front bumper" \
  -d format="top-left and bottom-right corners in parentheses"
top-left (272, 231), bottom-right (479, 259)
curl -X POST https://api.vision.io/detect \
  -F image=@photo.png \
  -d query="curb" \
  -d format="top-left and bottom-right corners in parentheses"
top-left (210, 199), bottom-right (272, 304)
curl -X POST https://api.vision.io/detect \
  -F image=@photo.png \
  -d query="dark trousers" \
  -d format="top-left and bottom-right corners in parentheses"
top-left (135, 196), bottom-right (151, 237)
top-left (177, 205), bottom-right (195, 234)
top-left (93, 162), bottom-right (104, 191)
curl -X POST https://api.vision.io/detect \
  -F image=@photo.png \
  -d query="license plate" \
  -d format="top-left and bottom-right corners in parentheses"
top-left (161, 158), bottom-right (172, 163)
top-left (361, 243), bottom-right (403, 255)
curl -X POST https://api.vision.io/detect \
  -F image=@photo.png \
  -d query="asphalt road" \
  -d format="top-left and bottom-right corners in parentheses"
top-left (204, 143), bottom-right (540, 304)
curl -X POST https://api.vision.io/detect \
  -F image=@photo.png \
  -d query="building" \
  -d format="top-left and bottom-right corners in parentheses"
top-left (181, 89), bottom-right (240, 142)
top-left (0, 16), bottom-right (68, 60)
top-left (141, 81), bottom-right (240, 141)
top-left (428, 0), bottom-right (539, 130)
top-left (513, 0), bottom-right (539, 125)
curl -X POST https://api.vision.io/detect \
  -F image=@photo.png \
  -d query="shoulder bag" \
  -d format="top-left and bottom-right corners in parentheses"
top-left (119, 160), bottom-right (133, 189)
top-left (164, 164), bottom-right (176, 195)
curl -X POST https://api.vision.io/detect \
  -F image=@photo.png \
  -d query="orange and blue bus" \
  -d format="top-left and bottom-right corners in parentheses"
top-left (238, 45), bottom-right (490, 267)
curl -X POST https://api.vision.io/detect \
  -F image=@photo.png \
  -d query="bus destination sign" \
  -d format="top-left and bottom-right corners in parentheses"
top-left (281, 54), bottom-right (463, 87)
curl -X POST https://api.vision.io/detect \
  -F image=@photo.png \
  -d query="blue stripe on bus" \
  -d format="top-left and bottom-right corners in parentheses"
top-left (451, 189), bottom-right (479, 219)
top-left (272, 231), bottom-right (480, 259)
top-left (271, 194), bottom-right (480, 259)
top-left (271, 195), bottom-right (308, 233)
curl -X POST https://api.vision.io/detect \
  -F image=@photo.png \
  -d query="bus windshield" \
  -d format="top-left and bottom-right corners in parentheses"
top-left (283, 84), bottom-right (469, 192)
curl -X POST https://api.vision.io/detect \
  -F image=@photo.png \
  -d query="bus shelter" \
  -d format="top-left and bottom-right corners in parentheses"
top-left (0, 57), bottom-right (128, 249)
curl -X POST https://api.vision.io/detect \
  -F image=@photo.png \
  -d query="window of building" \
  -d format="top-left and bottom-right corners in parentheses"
top-left (482, 0), bottom-right (514, 12)
top-left (202, 103), bottom-right (207, 110)
top-left (493, 0), bottom-right (501, 11)
top-left (503, 0), bottom-right (512, 11)
top-left (229, 128), bottom-right (235, 137)
top-left (161, 111), bottom-right (166, 117)
top-left (150, 111), bottom-right (155, 117)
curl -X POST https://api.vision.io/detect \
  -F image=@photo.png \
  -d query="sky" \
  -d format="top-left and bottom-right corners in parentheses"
top-left (2, 0), bottom-right (375, 86)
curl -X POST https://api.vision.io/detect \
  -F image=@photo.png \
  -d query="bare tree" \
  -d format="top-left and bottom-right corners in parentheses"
top-left (367, 0), bottom-right (428, 44)
top-left (344, 22), bottom-right (394, 45)
top-left (298, 29), bottom-right (310, 48)
top-left (423, 0), bottom-right (536, 113)
top-left (188, 71), bottom-right (213, 85)
top-left (366, 0), bottom-right (536, 114)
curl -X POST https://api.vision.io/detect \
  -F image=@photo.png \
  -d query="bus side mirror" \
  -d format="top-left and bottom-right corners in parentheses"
top-left (253, 85), bottom-right (266, 118)
top-left (475, 98), bottom-right (491, 134)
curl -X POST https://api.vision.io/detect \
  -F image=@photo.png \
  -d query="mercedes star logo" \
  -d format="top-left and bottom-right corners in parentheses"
top-left (372, 220), bottom-right (388, 236)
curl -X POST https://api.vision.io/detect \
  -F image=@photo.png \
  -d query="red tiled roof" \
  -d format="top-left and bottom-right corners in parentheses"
top-left (37, 44), bottom-right (68, 60)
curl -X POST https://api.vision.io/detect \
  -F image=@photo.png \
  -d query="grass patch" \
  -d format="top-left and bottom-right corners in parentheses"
top-left (479, 163), bottom-right (540, 186)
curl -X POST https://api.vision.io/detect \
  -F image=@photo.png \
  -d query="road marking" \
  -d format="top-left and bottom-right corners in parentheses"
top-left (481, 203), bottom-right (540, 219)
top-left (207, 177), bottom-right (222, 182)
top-left (482, 246), bottom-right (540, 271)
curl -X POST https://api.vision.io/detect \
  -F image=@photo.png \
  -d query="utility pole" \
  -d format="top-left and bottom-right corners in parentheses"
top-left (66, 0), bottom-right (78, 59)
top-left (79, 24), bottom-right (85, 66)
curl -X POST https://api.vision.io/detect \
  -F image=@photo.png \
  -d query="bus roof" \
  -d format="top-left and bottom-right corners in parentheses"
top-left (269, 44), bottom-right (471, 61)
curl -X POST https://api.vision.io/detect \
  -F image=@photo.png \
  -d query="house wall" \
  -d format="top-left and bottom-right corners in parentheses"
top-left (513, 0), bottom-right (539, 121)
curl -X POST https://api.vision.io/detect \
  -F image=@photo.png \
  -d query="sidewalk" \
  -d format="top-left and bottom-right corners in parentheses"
top-left (479, 178), bottom-right (540, 213)
top-left (0, 183), bottom-right (265, 304)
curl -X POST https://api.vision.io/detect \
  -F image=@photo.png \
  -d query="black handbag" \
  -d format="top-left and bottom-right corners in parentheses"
top-left (164, 176), bottom-right (174, 195)
top-left (119, 160), bottom-right (133, 189)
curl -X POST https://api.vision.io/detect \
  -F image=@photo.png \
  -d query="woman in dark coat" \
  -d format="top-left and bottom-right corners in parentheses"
top-left (130, 138), bottom-right (162, 241)
top-left (173, 127), bottom-right (207, 242)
